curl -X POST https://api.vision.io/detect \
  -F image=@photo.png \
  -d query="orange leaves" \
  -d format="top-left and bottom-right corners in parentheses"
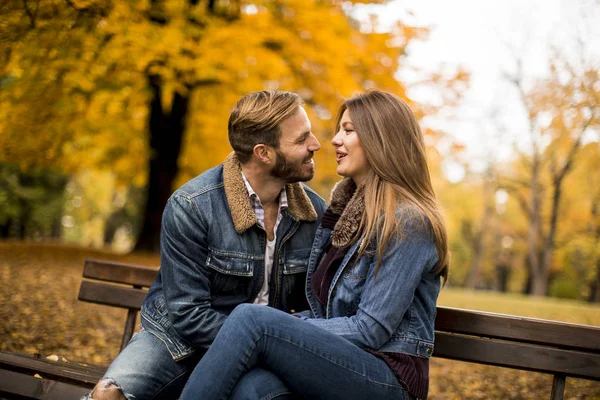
top-left (1, 0), bottom-right (437, 192)
top-left (0, 0), bottom-right (472, 250)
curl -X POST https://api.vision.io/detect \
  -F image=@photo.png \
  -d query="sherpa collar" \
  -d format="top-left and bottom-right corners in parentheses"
top-left (330, 178), bottom-right (365, 248)
top-left (222, 152), bottom-right (319, 233)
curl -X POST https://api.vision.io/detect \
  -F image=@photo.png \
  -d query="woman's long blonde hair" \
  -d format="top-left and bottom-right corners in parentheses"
top-left (339, 91), bottom-right (449, 280)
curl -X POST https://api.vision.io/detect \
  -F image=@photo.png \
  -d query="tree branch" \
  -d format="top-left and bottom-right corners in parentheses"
top-left (553, 116), bottom-right (591, 183)
top-left (22, 0), bottom-right (38, 28)
top-left (64, 0), bottom-right (85, 11)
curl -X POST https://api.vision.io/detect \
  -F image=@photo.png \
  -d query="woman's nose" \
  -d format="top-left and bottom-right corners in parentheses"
top-left (331, 131), bottom-right (343, 146)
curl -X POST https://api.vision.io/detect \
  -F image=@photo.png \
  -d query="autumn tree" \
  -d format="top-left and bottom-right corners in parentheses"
top-left (1, 0), bottom-right (467, 250)
top-left (552, 142), bottom-right (600, 301)
top-left (503, 52), bottom-right (599, 296)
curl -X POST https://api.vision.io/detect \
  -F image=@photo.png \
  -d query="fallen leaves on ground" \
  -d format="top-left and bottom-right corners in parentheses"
top-left (1, 241), bottom-right (599, 399)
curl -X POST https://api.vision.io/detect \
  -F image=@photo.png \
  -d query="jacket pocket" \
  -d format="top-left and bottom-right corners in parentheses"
top-left (282, 249), bottom-right (311, 275)
top-left (206, 249), bottom-right (258, 295)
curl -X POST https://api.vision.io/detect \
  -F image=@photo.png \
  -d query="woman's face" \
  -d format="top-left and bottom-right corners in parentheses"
top-left (331, 109), bottom-right (371, 185)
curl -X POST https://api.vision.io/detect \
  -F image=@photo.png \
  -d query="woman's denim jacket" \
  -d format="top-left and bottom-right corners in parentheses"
top-left (297, 181), bottom-right (441, 359)
top-left (141, 153), bottom-right (326, 361)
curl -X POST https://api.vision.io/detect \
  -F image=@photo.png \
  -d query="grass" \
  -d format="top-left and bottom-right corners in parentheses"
top-left (432, 288), bottom-right (600, 400)
top-left (1, 240), bottom-right (599, 399)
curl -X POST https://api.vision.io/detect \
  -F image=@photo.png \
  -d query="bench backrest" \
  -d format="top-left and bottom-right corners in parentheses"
top-left (77, 258), bottom-right (600, 400)
top-left (433, 307), bottom-right (600, 400)
top-left (78, 258), bottom-right (158, 350)
top-left (434, 307), bottom-right (600, 377)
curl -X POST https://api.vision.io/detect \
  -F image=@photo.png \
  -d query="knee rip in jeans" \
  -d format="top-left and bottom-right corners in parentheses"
top-left (81, 378), bottom-right (132, 400)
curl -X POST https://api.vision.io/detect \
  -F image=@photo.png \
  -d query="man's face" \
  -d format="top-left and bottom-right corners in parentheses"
top-left (271, 107), bottom-right (321, 183)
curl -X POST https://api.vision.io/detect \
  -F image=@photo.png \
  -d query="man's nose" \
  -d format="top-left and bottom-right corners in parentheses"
top-left (308, 133), bottom-right (321, 152)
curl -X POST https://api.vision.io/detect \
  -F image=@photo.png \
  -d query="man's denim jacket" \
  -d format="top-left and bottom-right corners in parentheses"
top-left (297, 179), bottom-right (441, 359)
top-left (141, 153), bottom-right (326, 360)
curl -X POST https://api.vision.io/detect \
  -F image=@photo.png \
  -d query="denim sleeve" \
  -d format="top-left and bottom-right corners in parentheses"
top-left (304, 223), bottom-right (438, 350)
top-left (292, 309), bottom-right (314, 318)
top-left (160, 194), bottom-right (227, 347)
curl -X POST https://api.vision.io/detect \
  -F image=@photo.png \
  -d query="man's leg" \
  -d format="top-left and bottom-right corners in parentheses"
top-left (180, 304), bottom-right (411, 400)
top-left (229, 368), bottom-right (294, 400)
top-left (83, 330), bottom-right (203, 400)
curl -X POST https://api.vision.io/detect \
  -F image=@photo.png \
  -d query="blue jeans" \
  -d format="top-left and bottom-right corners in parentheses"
top-left (180, 304), bottom-right (412, 400)
top-left (83, 330), bottom-right (292, 400)
top-left (81, 330), bottom-right (202, 399)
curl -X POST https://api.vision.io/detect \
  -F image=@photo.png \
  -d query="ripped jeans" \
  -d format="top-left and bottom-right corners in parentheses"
top-left (81, 330), bottom-right (203, 399)
top-left (81, 330), bottom-right (294, 400)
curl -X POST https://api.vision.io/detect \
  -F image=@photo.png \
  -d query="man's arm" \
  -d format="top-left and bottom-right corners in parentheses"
top-left (160, 193), bottom-right (228, 348)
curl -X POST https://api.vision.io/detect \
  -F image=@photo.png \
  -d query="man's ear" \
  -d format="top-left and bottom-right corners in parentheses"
top-left (253, 144), bottom-right (274, 164)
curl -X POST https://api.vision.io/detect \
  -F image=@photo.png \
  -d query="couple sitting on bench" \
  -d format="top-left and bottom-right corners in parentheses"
top-left (85, 90), bottom-right (449, 400)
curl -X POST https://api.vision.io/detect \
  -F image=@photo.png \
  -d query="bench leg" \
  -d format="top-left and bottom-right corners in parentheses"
top-left (550, 374), bottom-right (565, 400)
top-left (120, 309), bottom-right (137, 352)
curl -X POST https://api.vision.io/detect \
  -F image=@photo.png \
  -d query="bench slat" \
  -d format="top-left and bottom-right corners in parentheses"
top-left (0, 351), bottom-right (105, 387)
top-left (0, 369), bottom-right (90, 399)
top-left (434, 332), bottom-right (600, 380)
top-left (78, 281), bottom-right (147, 310)
top-left (83, 258), bottom-right (157, 287)
top-left (436, 307), bottom-right (600, 353)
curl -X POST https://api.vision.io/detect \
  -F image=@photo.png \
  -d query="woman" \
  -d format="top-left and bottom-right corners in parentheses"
top-left (180, 90), bottom-right (449, 400)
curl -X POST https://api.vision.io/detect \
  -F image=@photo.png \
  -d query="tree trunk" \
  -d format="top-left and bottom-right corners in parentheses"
top-left (493, 222), bottom-right (511, 293)
top-left (588, 201), bottom-right (600, 303)
top-left (589, 259), bottom-right (600, 303)
top-left (531, 269), bottom-right (549, 297)
top-left (521, 248), bottom-right (532, 294)
top-left (539, 176), bottom-right (562, 296)
top-left (17, 197), bottom-right (29, 239)
top-left (464, 169), bottom-right (495, 289)
top-left (50, 215), bottom-right (62, 238)
top-left (0, 219), bottom-right (11, 238)
top-left (104, 208), bottom-right (128, 245)
top-left (528, 154), bottom-right (546, 296)
top-left (539, 137), bottom-right (581, 296)
top-left (134, 76), bottom-right (188, 252)
top-left (495, 263), bottom-right (510, 292)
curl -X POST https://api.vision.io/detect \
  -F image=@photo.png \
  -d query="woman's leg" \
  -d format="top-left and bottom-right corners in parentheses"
top-left (229, 368), bottom-right (293, 400)
top-left (179, 304), bottom-right (410, 400)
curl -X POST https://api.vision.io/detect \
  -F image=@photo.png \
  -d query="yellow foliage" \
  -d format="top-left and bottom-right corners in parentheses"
top-left (1, 0), bottom-right (447, 195)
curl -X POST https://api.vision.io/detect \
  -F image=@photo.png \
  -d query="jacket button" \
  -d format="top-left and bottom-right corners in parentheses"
top-left (331, 289), bottom-right (336, 297)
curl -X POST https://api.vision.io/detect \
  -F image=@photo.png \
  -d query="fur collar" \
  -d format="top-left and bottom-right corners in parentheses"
top-left (222, 152), bottom-right (319, 233)
top-left (330, 178), bottom-right (365, 248)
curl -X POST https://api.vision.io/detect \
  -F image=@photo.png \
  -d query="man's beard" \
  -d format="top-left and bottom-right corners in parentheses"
top-left (271, 149), bottom-right (314, 183)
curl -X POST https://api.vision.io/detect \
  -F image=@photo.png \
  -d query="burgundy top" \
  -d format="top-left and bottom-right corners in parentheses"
top-left (311, 208), bottom-right (429, 399)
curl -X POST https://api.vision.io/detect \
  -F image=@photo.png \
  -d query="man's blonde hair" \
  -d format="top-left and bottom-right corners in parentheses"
top-left (228, 91), bottom-right (304, 164)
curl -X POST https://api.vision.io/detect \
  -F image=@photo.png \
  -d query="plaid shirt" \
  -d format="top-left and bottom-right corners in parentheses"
top-left (242, 173), bottom-right (288, 230)
top-left (242, 172), bottom-right (288, 305)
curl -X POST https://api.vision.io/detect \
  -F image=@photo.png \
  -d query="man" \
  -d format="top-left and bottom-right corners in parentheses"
top-left (85, 91), bottom-right (326, 399)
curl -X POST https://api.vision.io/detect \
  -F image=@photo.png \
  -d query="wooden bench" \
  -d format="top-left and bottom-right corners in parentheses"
top-left (0, 258), bottom-right (156, 399)
top-left (1, 258), bottom-right (599, 399)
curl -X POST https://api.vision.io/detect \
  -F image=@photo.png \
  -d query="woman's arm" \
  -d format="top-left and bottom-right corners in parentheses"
top-left (302, 224), bottom-right (438, 349)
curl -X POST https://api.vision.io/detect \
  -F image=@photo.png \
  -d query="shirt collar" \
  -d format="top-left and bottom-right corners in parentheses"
top-left (241, 172), bottom-right (288, 210)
